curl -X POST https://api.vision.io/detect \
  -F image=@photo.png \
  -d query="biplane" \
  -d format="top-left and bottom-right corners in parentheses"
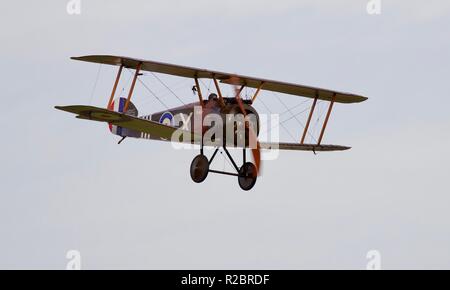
top-left (56, 55), bottom-right (367, 191)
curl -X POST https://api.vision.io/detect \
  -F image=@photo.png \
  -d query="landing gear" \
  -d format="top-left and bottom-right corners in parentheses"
top-left (238, 162), bottom-right (257, 191)
top-left (189, 147), bottom-right (257, 191)
top-left (190, 155), bottom-right (209, 183)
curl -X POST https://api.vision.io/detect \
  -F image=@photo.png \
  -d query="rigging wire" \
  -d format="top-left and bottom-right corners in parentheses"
top-left (120, 69), bottom-right (134, 97)
top-left (124, 68), bottom-right (169, 110)
top-left (89, 64), bottom-right (102, 104)
top-left (311, 101), bottom-right (327, 143)
top-left (280, 107), bottom-right (311, 125)
top-left (279, 99), bottom-right (310, 115)
top-left (139, 73), bottom-right (190, 100)
top-left (150, 72), bottom-right (185, 105)
top-left (138, 80), bottom-right (190, 106)
top-left (257, 96), bottom-right (298, 142)
top-left (199, 79), bottom-right (210, 95)
top-left (259, 105), bottom-right (311, 138)
top-left (207, 79), bottom-right (212, 93)
top-left (272, 92), bottom-right (318, 143)
top-left (137, 77), bottom-right (169, 110)
top-left (258, 95), bottom-right (324, 142)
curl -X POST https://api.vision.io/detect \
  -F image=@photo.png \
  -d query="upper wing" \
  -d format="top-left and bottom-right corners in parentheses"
top-left (260, 142), bottom-right (351, 152)
top-left (54, 105), bottom-right (200, 142)
top-left (71, 55), bottom-right (368, 104)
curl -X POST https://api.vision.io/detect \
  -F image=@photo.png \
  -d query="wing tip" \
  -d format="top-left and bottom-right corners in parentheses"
top-left (355, 95), bottom-right (369, 103)
top-left (70, 56), bottom-right (86, 61)
top-left (260, 142), bottom-right (352, 152)
top-left (312, 145), bottom-right (352, 151)
top-left (342, 94), bottom-right (368, 104)
top-left (54, 105), bottom-right (68, 112)
top-left (54, 105), bottom-right (79, 114)
top-left (70, 55), bottom-right (124, 66)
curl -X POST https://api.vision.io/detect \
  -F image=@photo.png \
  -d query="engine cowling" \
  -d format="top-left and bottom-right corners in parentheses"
top-left (222, 104), bottom-right (260, 148)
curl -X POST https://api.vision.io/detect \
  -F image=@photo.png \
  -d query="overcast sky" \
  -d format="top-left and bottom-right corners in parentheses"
top-left (1, 0), bottom-right (450, 269)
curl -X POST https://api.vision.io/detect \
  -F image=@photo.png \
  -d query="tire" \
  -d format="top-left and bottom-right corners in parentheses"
top-left (238, 162), bottom-right (257, 191)
top-left (190, 155), bottom-right (209, 183)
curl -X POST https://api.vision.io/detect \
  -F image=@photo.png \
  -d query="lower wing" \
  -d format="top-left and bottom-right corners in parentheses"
top-left (56, 105), bottom-right (350, 152)
top-left (260, 142), bottom-right (350, 152)
top-left (55, 105), bottom-right (199, 142)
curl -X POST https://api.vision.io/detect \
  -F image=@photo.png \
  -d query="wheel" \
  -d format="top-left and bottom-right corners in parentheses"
top-left (238, 162), bottom-right (257, 191)
top-left (190, 155), bottom-right (209, 183)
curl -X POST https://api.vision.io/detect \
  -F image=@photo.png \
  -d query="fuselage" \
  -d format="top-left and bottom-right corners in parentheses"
top-left (110, 96), bottom-right (260, 147)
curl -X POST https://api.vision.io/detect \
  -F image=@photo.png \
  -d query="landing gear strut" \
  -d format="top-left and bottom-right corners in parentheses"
top-left (189, 146), bottom-right (257, 191)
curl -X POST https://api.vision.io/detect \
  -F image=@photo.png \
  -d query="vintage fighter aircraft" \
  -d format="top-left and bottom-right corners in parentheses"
top-left (55, 55), bottom-right (367, 191)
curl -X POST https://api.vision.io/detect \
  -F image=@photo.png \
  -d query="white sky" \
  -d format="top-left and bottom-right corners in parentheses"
top-left (1, 0), bottom-right (450, 269)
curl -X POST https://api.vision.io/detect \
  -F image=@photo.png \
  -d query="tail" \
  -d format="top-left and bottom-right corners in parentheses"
top-left (107, 97), bottom-right (140, 138)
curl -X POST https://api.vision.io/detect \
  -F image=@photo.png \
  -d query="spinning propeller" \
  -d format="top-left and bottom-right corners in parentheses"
top-left (230, 77), bottom-right (262, 176)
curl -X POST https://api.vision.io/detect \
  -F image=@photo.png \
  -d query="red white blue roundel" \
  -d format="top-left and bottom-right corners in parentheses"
top-left (159, 112), bottom-right (174, 126)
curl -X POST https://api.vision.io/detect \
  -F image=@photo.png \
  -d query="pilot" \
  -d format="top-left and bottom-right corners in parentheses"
top-left (205, 93), bottom-right (222, 113)
top-left (208, 93), bottom-right (218, 101)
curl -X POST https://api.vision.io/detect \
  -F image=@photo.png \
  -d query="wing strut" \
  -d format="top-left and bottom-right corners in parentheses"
top-left (251, 82), bottom-right (264, 103)
top-left (317, 93), bottom-right (336, 145)
top-left (124, 62), bottom-right (142, 112)
top-left (300, 91), bottom-right (318, 144)
top-left (236, 85), bottom-right (245, 99)
top-left (194, 77), bottom-right (204, 107)
top-left (212, 75), bottom-right (226, 107)
top-left (107, 64), bottom-right (123, 108)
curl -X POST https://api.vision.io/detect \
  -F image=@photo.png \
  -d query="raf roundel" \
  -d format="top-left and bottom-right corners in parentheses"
top-left (159, 112), bottom-right (174, 126)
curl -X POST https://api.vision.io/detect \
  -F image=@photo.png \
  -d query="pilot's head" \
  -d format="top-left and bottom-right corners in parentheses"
top-left (208, 93), bottom-right (218, 101)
